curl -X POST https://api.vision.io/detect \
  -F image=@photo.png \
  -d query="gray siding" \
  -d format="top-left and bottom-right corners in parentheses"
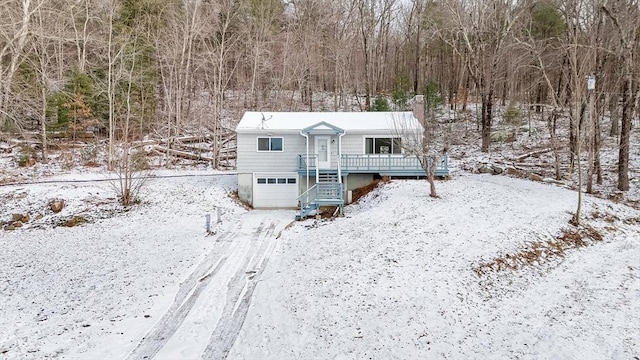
top-left (237, 131), bottom-right (404, 175)
top-left (236, 133), bottom-right (306, 173)
top-left (238, 173), bottom-right (253, 204)
top-left (341, 134), bottom-right (365, 154)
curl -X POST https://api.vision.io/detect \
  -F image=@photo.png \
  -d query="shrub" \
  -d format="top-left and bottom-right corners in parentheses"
top-left (371, 97), bottom-right (390, 112)
top-left (131, 150), bottom-right (149, 171)
top-left (80, 144), bottom-right (99, 161)
top-left (421, 80), bottom-right (443, 110)
top-left (503, 106), bottom-right (523, 125)
top-left (15, 146), bottom-right (35, 167)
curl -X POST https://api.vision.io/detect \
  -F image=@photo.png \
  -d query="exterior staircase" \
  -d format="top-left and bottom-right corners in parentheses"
top-left (296, 173), bottom-right (344, 220)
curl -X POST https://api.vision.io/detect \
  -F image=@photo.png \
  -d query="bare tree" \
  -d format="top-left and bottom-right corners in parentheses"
top-left (602, 1), bottom-right (640, 191)
top-left (0, 0), bottom-right (41, 131)
top-left (154, 1), bottom-right (205, 154)
top-left (28, 1), bottom-right (66, 162)
top-left (561, 0), bottom-right (598, 225)
top-left (439, 0), bottom-right (523, 152)
top-left (356, 0), bottom-right (398, 110)
top-left (106, 12), bottom-right (150, 206)
top-left (70, 0), bottom-right (92, 73)
top-left (516, 1), bottom-right (566, 180)
top-left (105, 0), bottom-right (119, 169)
top-left (203, 0), bottom-right (245, 168)
top-left (393, 96), bottom-right (440, 198)
top-left (244, 0), bottom-right (283, 109)
top-left (115, 38), bottom-right (148, 206)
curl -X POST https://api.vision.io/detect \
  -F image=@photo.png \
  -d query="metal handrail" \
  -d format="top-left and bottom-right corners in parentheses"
top-left (298, 184), bottom-right (318, 213)
top-left (297, 153), bottom-right (449, 175)
top-left (316, 182), bottom-right (343, 200)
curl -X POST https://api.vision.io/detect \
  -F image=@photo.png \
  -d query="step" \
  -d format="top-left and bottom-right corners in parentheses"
top-left (296, 203), bottom-right (319, 220)
top-left (318, 173), bottom-right (339, 182)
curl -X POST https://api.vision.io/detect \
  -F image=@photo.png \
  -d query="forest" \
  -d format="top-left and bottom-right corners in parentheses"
top-left (0, 0), bottom-right (638, 191)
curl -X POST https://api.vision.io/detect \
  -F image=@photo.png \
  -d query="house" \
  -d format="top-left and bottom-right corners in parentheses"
top-left (234, 96), bottom-right (449, 219)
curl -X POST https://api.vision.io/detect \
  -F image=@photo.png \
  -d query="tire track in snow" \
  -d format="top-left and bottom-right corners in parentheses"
top-left (126, 219), bottom-right (264, 360)
top-left (201, 220), bottom-right (278, 359)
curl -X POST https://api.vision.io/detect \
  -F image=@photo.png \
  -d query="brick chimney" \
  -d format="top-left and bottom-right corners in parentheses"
top-left (412, 95), bottom-right (425, 126)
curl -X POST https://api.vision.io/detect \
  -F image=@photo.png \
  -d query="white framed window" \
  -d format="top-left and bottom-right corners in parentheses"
top-left (365, 137), bottom-right (402, 154)
top-left (257, 137), bottom-right (284, 152)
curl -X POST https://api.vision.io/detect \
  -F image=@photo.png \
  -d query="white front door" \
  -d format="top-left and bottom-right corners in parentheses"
top-left (315, 136), bottom-right (331, 169)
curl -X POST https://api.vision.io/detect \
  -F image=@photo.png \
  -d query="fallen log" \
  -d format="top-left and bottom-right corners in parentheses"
top-left (130, 139), bottom-right (159, 149)
top-left (513, 148), bottom-right (553, 161)
top-left (49, 131), bottom-right (95, 139)
top-left (173, 134), bottom-right (212, 144)
top-left (513, 162), bottom-right (549, 168)
top-left (154, 145), bottom-right (214, 162)
top-left (174, 142), bottom-right (211, 153)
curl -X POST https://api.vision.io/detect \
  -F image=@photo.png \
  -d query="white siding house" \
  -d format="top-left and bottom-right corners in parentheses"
top-left (235, 99), bottom-right (447, 218)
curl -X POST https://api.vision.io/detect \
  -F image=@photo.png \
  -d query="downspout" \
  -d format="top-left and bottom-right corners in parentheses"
top-left (338, 131), bottom-right (345, 203)
top-left (300, 131), bottom-right (309, 193)
top-left (337, 131), bottom-right (345, 183)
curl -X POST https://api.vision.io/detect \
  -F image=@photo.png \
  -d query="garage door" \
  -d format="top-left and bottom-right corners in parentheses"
top-left (253, 172), bottom-right (299, 208)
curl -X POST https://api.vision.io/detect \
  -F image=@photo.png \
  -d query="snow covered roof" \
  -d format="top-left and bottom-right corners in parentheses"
top-left (235, 111), bottom-right (422, 133)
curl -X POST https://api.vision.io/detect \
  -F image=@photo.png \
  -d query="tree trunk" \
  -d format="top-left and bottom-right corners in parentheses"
top-left (568, 93), bottom-right (577, 173)
top-left (40, 83), bottom-right (47, 163)
top-left (618, 78), bottom-right (633, 191)
top-left (480, 90), bottom-right (493, 152)
top-left (595, 93), bottom-right (603, 185)
top-left (609, 94), bottom-right (619, 137)
top-left (547, 109), bottom-right (561, 180)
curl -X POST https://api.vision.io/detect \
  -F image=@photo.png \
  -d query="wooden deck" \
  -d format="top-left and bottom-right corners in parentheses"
top-left (297, 154), bottom-right (449, 177)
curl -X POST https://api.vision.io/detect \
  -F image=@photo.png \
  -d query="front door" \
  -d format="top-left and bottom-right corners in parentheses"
top-left (315, 136), bottom-right (331, 169)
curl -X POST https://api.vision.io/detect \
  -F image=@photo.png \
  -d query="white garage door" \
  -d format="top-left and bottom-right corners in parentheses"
top-left (253, 172), bottom-right (299, 208)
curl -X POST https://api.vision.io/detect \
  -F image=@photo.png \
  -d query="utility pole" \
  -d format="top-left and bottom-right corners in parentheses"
top-left (574, 75), bottom-right (595, 225)
top-left (586, 75), bottom-right (596, 194)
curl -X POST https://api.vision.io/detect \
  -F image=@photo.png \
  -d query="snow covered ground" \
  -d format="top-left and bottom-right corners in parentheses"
top-left (1, 168), bottom-right (639, 359)
top-left (229, 175), bottom-right (640, 359)
top-left (0, 169), bottom-right (254, 358)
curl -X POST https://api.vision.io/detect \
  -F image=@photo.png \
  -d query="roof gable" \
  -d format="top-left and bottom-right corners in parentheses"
top-left (301, 121), bottom-right (345, 135)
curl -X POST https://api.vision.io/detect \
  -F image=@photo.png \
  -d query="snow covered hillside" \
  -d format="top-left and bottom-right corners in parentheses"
top-left (0, 171), bottom-right (248, 358)
top-left (229, 175), bottom-right (640, 359)
top-left (1, 170), bottom-right (639, 359)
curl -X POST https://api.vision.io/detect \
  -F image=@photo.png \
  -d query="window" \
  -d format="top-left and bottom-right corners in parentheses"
top-left (365, 137), bottom-right (402, 154)
top-left (257, 137), bottom-right (283, 151)
top-left (257, 177), bottom-right (297, 185)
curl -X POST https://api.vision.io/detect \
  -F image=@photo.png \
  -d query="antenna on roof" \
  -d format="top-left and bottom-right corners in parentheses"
top-left (258, 112), bottom-right (272, 129)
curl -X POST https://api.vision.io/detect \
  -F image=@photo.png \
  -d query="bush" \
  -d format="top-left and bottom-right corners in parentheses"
top-left (491, 129), bottom-right (516, 143)
top-left (60, 151), bottom-right (75, 170)
top-left (80, 144), bottom-right (99, 161)
top-left (421, 80), bottom-right (443, 110)
top-left (503, 106), bottom-right (523, 125)
top-left (15, 146), bottom-right (35, 167)
top-left (131, 150), bottom-right (149, 171)
top-left (371, 97), bottom-right (390, 112)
